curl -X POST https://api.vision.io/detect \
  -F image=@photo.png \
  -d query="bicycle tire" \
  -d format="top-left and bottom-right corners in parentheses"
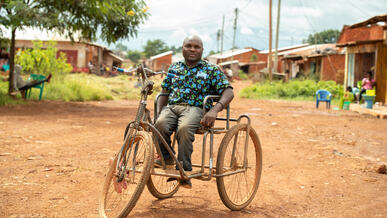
top-left (147, 172), bottom-right (179, 199)
top-left (216, 123), bottom-right (262, 211)
top-left (99, 131), bottom-right (153, 217)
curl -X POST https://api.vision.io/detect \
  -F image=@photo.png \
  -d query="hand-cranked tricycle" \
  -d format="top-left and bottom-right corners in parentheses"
top-left (99, 66), bottom-right (262, 217)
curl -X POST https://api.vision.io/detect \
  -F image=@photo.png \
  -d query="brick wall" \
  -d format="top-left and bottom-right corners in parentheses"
top-left (338, 25), bottom-right (384, 44)
top-left (321, 54), bottom-right (345, 84)
top-left (152, 54), bottom-right (172, 71)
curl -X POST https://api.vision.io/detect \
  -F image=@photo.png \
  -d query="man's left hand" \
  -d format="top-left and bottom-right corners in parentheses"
top-left (200, 110), bottom-right (218, 127)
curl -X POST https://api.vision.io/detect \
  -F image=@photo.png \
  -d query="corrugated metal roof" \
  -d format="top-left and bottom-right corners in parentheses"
top-left (150, 51), bottom-right (173, 60)
top-left (278, 44), bottom-right (336, 56)
top-left (208, 48), bottom-right (252, 59)
top-left (260, 44), bottom-right (309, 54)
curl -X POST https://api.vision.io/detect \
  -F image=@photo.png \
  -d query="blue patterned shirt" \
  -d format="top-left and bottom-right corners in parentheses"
top-left (161, 60), bottom-right (232, 109)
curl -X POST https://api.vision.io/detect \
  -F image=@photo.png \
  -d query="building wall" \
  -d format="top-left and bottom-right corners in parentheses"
top-left (15, 40), bottom-right (87, 69)
top-left (221, 49), bottom-right (261, 64)
top-left (321, 54), bottom-right (345, 83)
top-left (152, 54), bottom-right (172, 71)
top-left (338, 25), bottom-right (384, 44)
top-left (375, 43), bottom-right (387, 104)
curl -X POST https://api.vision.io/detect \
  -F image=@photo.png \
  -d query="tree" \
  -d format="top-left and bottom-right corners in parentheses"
top-left (302, 29), bottom-right (340, 44)
top-left (115, 42), bottom-right (128, 52)
top-left (207, 50), bottom-right (216, 56)
top-left (0, 0), bottom-right (149, 95)
top-left (126, 50), bottom-right (142, 63)
top-left (170, 45), bottom-right (182, 54)
top-left (143, 39), bottom-right (169, 58)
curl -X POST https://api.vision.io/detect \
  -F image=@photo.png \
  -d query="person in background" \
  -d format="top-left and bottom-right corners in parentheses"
top-left (12, 65), bottom-right (52, 98)
top-left (359, 71), bottom-right (376, 102)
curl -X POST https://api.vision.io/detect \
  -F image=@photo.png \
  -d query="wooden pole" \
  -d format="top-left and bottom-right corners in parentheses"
top-left (268, 0), bottom-right (273, 82)
top-left (274, 0), bottom-right (281, 73)
top-left (232, 8), bottom-right (239, 60)
top-left (220, 15), bottom-right (225, 58)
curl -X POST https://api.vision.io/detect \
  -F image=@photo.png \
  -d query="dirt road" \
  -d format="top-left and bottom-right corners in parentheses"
top-left (1, 80), bottom-right (386, 217)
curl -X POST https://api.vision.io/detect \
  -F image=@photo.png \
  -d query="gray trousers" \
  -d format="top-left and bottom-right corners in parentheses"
top-left (154, 104), bottom-right (204, 171)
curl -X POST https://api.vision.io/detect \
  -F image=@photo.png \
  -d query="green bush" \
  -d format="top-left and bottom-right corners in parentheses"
top-left (16, 41), bottom-right (72, 79)
top-left (238, 70), bottom-right (248, 80)
top-left (240, 79), bottom-right (343, 101)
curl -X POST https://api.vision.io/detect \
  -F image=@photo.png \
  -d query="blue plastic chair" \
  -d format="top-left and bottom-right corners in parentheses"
top-left (26, 74), bottom-right (47, 100)
top-left (316, 89), bottom-right (332, 109)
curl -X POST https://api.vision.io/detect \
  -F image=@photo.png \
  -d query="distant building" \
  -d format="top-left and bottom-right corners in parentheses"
top-left (12, 29), bottom-right (123, 73)
top-left (280, 44), bottom-right (345, 83)
top-left (207, 48), bottom-right (263, 74)
top-left (337, 14), bottom-right (387, 104)
top-left (15, 39), bottom-right (123, 73)
top-left (208, 44), bottom-right (310, 78)
top-left (149, 51), bottom-right (172, 72)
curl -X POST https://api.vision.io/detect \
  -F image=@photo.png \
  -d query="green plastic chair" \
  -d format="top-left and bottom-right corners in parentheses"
top-left (26, 74), bottom-right (47, 100)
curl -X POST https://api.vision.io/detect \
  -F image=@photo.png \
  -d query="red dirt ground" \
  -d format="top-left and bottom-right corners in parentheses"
top-left (1, 80), bottom-right (386, 217)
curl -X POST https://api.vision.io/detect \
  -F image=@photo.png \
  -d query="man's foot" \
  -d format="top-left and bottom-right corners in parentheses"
top-left (154, 158), bottom-right (174, 168)
top-left (45, 74), bottom-right (52, 83)
top-left (180, 179), bottom-right (192, 189)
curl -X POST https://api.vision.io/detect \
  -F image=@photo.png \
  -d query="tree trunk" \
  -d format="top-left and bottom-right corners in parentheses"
top-left (8, 28), bottom-right (16, 95)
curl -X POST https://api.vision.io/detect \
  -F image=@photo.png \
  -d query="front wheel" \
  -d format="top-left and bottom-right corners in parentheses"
top-left (216, 123), bottom-right (262, 211)
top-left (99, 131), bottom-right (154, 218)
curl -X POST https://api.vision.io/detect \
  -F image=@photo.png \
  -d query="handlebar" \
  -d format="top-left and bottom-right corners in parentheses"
top-left (113, 66), bottom-right (177, 79)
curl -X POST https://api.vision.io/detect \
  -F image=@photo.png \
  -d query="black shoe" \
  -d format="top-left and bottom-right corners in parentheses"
top-left (154, 158), bottom-right (174, 168)
top-left (179, 179), bottom-right (192, 189)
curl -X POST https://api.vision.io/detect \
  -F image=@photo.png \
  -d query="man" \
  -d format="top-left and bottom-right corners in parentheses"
top-left (12, 65), bottom-right (51, 98)
top-left (154, 35), bottom-right (234, 188)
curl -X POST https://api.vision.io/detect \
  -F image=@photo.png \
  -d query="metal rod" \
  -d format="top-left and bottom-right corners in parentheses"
top-left (213, 169), bottom-right (246, 177)
top-left (201, 131), bottom-right (209, 173)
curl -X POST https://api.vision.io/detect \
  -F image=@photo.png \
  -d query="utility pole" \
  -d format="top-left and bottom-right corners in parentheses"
top-left (268, 0), bottom-right (273, 82)
top-left (232, 8), bottom-right (239, 60)
top-left (220, 15), bottom-right (225, 58)
top-left (274, 0), bottom-right (281, 73)
top-left (217, 29), bottom-right (221, 53)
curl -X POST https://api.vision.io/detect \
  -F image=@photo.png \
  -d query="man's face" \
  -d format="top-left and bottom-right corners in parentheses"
top-left (182, 39), bottom-right (203, 64)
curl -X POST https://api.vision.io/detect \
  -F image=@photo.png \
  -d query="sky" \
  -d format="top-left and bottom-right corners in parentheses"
top-left (109, 0), bottom-right (386, 55)
top-left (4, 0), bottom-right (386, 56)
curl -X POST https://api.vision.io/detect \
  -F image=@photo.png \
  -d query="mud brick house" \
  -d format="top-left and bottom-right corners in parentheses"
top-left (207, 48), bottom-right (265, 74)
top-left (337, 14), bottom-right (387, 104)
top-left (260, 44), bottom-right (310, 74)
top-left (280, 44), bottom-right (345, 83)
top-left (14, 31), bottom-right (123, 73)
top-left (148, 51), bottom-right (172, 72)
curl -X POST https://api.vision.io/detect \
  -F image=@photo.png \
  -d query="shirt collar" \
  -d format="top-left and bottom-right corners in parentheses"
top-left (181, 60), bottom-right (205, 69)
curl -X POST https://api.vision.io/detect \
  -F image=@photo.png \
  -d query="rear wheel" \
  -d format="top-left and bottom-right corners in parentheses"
top-left (99, 131), bottom-right (153, 217)
top-left (216, 123), bottom-right (262, 210)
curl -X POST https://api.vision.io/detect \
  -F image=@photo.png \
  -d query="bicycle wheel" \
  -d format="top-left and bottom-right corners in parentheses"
top-left (216, 123), bottom-right (262, 211)
top-left (147, 169), bottom-right (179, 199)
top-left (99, 131), bottom-right (153, 218)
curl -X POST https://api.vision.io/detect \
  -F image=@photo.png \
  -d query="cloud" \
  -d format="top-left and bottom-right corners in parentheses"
top-left (240, 27), bottom-right (253, 35)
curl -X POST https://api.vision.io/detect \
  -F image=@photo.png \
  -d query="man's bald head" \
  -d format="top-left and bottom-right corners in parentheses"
top-left (183, 35), bottom-right (203, 47)
top-left (182, 35), bottom-right (204, 67)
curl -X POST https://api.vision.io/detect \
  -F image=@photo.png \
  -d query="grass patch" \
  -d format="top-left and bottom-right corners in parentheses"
top-left (0, 80), bottom-right (25, 106)
top-left (240, 79), bottom-right (343, 103)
